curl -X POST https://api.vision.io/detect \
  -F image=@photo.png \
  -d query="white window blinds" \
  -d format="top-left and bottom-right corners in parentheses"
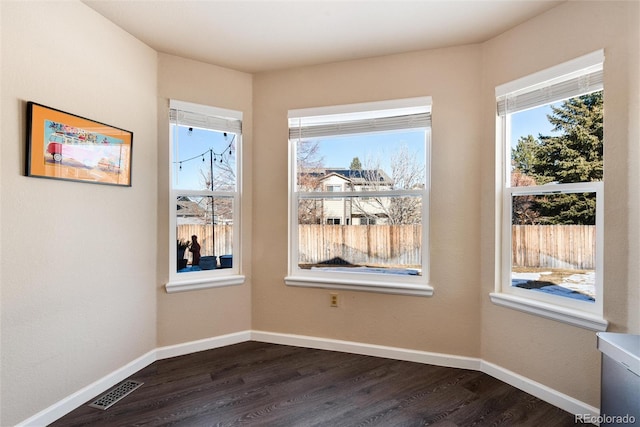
top-left (496, 50), bottom-right (604, 116)
top-left (169, 99), bottom-right (242, 134)
top-left (288, 97), bottom-right (431, 140)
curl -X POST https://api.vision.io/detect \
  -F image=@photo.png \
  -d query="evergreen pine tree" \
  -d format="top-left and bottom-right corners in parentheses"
top-left (349, 157), bottom-right (362, 170)
top-left (530, 92), bottom-right (603, 224)
top-left (512, 135), bottom-right (538, 177)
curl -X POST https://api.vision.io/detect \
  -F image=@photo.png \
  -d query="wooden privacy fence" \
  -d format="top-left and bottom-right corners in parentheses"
top-left (298, 224), bottom-right (422, 267)
top-left (177, 224), bottom-right (233, 257)
top-left (178, 224), bottom-right (595, 270)
top-left (512, 225), bottom-right (596, 269)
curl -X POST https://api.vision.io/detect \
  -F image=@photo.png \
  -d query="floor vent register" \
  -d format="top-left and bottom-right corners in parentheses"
top-left (88, 380), bottom-right (144, 410)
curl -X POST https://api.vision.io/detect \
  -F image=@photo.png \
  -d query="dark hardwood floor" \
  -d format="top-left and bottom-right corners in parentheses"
top-left (51, 341), bottom-right (581, 426)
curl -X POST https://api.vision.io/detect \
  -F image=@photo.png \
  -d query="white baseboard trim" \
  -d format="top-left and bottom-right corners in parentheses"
top-left (156, 331), bottom-right (252, 360)
top-left (253, 331), bottom-right (598, 418)
top-left (17, 331), bottom-right (251, 427)
top-left (481, 360), bottom-right (599, 419)
top-left (16, 349), bottom-right (156, 427)
top-left (18, 330), bottom-right (598, 426)
top-left (251, 330), bottom-right (481, 370)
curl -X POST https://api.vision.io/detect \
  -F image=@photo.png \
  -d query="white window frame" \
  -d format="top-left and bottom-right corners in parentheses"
top-left (165, 99), bottom-right (245, 293)
top-left (285, 97), bottom-right (433, 297)
top-left (491, 51), bottom-right (608, 331)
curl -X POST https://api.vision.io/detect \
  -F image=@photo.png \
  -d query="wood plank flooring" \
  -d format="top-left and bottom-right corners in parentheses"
top-left (50, 341), bottom-right (581, 426)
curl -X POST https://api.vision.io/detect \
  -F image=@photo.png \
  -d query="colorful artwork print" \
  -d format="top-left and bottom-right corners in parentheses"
top-left (44, 120), bottom-right (124, 172)
top-left (26, 102), bottom-right (133, 186)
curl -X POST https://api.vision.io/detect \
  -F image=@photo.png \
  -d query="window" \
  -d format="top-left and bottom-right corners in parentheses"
top-left (285, 97), bottom-right (432, 296)
top-left (492, 50), bottom-right (607, 330)
top-left (166, 100), bottom-right (244, 293)
top-left (359, 217), bottom-right (376, 226)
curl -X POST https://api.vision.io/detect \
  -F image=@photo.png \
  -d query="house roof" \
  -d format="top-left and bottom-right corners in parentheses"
top-left (176, 196), bottom-right (206, 217)
top-left (327, 169), bottom-right (393, 186)
top-left (302, 168), bottom-right (393, 186)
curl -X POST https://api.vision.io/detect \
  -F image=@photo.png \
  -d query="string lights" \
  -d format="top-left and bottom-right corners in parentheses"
top-left (174, 134), bottom-right (236, 175)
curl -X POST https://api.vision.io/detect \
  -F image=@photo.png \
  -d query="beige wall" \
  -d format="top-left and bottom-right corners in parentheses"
top-left (156, 53), bottom-right (253, 346)
top-left (625, 0), bottom-right (640, 339)
top-left (480, 0), bottom-right (640, 407)
top-left (252, 45), bottom-right (484, 356)
top-left (1, 2), bottom-right (158, 425)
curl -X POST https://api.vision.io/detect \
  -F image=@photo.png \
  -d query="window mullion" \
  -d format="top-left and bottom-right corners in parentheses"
top-left (509, 182), bottom-right (601, 195)
top-left (297, 189), bottom-right (423, 198)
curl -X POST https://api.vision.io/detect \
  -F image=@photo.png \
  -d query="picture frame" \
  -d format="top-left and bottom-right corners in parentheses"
top-left (26, 102), bottom-right (133, 186)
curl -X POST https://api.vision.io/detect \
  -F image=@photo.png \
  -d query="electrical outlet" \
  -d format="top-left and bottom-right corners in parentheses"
top-left (330, 293), bottom-right (339, 307)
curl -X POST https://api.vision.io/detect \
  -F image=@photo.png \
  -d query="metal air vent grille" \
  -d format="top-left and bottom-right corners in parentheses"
top-left (88, 380), bottom-right (143, 410)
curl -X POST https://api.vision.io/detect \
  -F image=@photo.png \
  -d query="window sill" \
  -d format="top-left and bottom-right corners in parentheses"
top-left (285, 275), bottom-right (433, 297)
top-left (489, 292), bottom-right (608, 331)
top-left (165, 274), bottom-right (245, 293)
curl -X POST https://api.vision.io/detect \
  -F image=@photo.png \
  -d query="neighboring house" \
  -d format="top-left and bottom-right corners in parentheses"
top-left (176, 196), bottom-right (208, 225)
top-left (177, 196), bottom-right (233, 225)
top-left (299, 168), bottom-right (394, 225)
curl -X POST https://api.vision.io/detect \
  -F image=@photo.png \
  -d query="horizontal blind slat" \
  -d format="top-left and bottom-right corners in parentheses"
top-left (289, 112), bottom-right (431, 139)
top-left (497, 69), bottom-right (603, 116)
top-left (170, 109), bottom-right (242, 133)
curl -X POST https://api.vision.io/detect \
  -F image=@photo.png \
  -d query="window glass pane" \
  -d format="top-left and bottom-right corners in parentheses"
top-left (296, 130), bottom-right (426, 191)
top-left (176, 195), bottom-right (234, 272)
top-left (511, 192), bottom-right (596, 302)
top-left (172, 124), bottom-right (237, 191)
top-left (297, 195), bottom-right (422, 275)
top-left (509, 91), bottom-right (603, 187)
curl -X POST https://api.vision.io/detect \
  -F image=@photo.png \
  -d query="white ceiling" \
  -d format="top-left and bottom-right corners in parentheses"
top-left (83, 0), bottom-right (564, 73)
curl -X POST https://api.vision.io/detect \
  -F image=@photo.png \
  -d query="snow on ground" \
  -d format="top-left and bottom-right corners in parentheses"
top-left (559, 272), bottom-right (596, 298)
top-left (512, 272), bottom-right (547, 282)
top-left (511, 271), bottom-right (595, 301)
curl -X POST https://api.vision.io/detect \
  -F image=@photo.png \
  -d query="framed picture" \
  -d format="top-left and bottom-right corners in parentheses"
top-left (26, 102), bottom-right (133, 186)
